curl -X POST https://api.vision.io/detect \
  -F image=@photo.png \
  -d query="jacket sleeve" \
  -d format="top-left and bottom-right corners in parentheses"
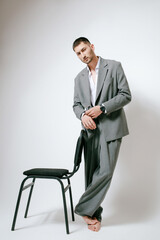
top-left (73, 77), bottom-right (85, 120)
top-left (103, 62), bottom-right (131, 114)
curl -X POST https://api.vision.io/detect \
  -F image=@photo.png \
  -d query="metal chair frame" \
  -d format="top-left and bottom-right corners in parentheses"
top-left (11, 130), bottom-right (84, 234)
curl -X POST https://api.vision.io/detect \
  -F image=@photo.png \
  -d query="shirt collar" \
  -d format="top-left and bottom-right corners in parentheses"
top-left (87, 56), bottom-right (100, 73)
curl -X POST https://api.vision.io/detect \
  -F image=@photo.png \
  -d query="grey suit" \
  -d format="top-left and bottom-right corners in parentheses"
top-left (73, 57), bottom-right (131, 221)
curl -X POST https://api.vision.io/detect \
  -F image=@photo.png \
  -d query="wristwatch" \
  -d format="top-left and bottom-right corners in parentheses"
top-left (100, 104), bottom-right (106, 113)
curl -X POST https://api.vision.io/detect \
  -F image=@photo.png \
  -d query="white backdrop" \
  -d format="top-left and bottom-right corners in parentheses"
top-left (0, 0), bottom-right (160, 239)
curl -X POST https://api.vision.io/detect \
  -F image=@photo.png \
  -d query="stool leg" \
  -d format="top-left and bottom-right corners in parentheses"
top-left (59, 180), bottom-right (69, 234)
top-left (67, 179), bottom-right (75, 221)
top-left (24, 178), bottom-right (35, 218)
top-left (11, 178), bottom-right (28, 231)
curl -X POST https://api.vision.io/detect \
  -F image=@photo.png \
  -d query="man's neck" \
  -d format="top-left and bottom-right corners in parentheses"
top-left (87, 56), bottom-right (99, 71)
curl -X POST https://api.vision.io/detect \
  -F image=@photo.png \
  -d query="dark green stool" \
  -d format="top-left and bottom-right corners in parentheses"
top-left (11, 130), bottom-right (85, 234)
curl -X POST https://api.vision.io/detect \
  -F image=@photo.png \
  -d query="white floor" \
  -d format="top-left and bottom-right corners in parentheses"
top-left (1, 151), bottom-right (160, 240)
top-left (2, 201), bottom-right (160, 240)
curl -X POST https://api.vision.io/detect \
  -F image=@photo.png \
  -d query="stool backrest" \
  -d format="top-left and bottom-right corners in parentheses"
top-left (73, 130), bottom-right (85, 171)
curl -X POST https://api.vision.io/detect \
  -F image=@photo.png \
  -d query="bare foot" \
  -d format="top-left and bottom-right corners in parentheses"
top-left (82, 216), bottom-right (98, 225)
top-left (88, 221), bottom-right (101, 232)
top-left (88, 224), bottom-right (96, 231)
top-left (94, 221), bottom-right (101, 232)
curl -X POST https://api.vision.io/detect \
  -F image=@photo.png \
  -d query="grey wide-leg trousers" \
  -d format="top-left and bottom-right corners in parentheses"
top-left (75, 126), bottom-right (122, 222)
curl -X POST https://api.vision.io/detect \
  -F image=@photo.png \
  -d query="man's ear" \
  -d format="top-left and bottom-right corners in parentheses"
top-left (90, 44), bottom-right (95, 51)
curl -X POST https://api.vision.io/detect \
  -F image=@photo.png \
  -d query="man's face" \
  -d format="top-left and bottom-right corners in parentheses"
top-left (74, 42), bottom-right (95, 65)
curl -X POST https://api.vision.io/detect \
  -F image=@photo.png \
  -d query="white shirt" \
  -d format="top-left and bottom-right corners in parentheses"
top-left (81, 56), bottom-right (106, 119)
top-left (87, 57), bottom-right (100, 106)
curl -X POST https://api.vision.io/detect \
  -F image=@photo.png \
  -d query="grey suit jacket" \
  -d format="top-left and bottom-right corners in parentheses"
top-left (73, 57), bottom-right (131, 142)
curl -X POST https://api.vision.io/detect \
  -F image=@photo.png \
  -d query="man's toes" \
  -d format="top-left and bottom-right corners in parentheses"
top-left (94, 222), bottom-right (101, 232)
top-left (88, 224), bottom-right (96, 231)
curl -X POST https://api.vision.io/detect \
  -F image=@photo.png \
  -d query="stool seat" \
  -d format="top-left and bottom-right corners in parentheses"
top-left (23, 168), bottom-right (69, 178)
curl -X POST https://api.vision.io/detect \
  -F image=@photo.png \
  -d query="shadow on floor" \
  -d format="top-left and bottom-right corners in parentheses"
top-left (14, 208), bottom-right (83, 233)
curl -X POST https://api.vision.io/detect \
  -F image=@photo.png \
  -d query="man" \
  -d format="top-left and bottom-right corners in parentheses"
top-left (72, 37), bottom-right (131, 232)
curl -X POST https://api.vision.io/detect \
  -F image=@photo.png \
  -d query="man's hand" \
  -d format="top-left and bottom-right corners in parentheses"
top-left (85, 106), bottom-right (102, 119)
top-left (81, 115), bottom-right (96, 130)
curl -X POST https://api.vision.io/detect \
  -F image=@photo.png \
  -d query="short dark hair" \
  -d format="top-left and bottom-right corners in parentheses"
top-left (72, 37), bottom-right (91, 50)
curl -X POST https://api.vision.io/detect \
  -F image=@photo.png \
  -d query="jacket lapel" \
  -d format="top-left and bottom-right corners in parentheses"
top-left (95, 58), bottom-right (109, 104)
top-left (80, 57), bottom-right (109, 108)
top-left (80, 68), bottom-right (92, 108)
